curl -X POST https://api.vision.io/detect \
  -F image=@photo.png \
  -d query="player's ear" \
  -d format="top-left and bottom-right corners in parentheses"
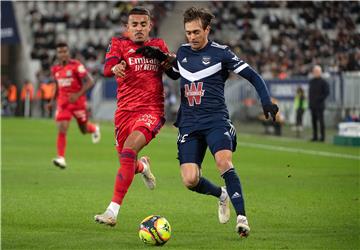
top-left (148, 21), bottom-right (153, 31)
top-left (204, 25), bottom-right (210, 35)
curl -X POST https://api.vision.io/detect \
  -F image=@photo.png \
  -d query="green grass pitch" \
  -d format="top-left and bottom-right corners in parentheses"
top-left (2, 118), bottom-right (359, 249)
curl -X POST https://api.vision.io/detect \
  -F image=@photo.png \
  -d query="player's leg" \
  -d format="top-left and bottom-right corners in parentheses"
top-left (131, 113), bottom-right (165, 188)
top-left (178, 130), bottom-right (227, 221)
top-left (53, 120), bottom-right (70, 169)
top-left (53, 105), bottom-right (72, 169)
top-left (95, 113), bottom-right (164, 226)
top-left (319, 109), bottom-right (325, 141)
top-left (310, 108), bottom-right (318, 141)
top-left (73, 108), bottom-right (100, 143)
top-left (207, 125), bottom-right (250, 237)
top-left (95, 128), bottom-right (145, 226)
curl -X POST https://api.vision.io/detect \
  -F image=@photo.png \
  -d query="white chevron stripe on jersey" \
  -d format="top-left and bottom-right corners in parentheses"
top-left (177, 61), bottom-right (222, 82)
top-left (233, 63), bottom-right (249, 74)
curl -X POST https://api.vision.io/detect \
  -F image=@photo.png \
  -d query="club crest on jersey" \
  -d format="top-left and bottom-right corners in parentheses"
top-left (202, 56), bottom-right (211, 65)
top-left (66, 70), bottom-right (72, 77)
top-left (184, 82), bottom-right (205, 106)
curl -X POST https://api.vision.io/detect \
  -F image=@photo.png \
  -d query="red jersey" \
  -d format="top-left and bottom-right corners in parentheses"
top-left (104, 37), bottom-right (169, 114)
top-left (51, 59), bottom-right (88, 105)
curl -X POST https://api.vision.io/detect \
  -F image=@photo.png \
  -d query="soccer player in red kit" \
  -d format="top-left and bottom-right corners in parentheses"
top-left (94, 7), bottom-right (173, 226)
top-left (49, 42), bottom-right (100, 169)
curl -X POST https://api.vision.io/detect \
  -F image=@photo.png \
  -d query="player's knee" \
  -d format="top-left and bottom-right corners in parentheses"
top-left (215, 158), bottom-right (233, 172)
top-left (58, 125), bottom-right (67, 134)
top-left (182, 176), bottom-right (199, 189)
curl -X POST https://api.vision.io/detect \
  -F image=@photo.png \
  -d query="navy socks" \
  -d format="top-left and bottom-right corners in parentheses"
top-left (189, 177), bottom-right (222, 198)
top-left (222, 168), bottom-right (246, 216)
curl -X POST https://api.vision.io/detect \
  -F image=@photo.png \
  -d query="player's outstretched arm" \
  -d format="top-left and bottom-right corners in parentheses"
top-left (238, 66), bottom-right (279, 121)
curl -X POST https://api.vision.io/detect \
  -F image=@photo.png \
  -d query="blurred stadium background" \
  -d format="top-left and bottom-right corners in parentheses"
top-left (1, 1), bottom-right (360, 141)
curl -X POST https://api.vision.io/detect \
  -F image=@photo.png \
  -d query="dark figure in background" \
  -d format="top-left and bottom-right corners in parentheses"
top-left (294, 86), bottom-right (307, 137)
top-left (308, 65), bottom-right (329, 142)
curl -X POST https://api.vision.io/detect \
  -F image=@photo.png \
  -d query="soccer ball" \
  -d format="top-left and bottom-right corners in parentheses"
top-left (139, 215), bottom-right (171, 246)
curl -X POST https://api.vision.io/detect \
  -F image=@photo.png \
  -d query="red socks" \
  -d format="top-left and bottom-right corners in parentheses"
top-left (57, 132), bottom-right (66, 157)
top-left (86, 123), bottom-right (96, 133)
top-left (112, 148), bottom-right (137, 205)
top-left (135, 160), bottom-right (144, 174)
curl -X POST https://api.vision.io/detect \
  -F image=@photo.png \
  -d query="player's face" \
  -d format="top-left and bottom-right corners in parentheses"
top-left (56, 46), bottom-right (70, 63)
top-left (185, 19), bottom-right (210, 50)
top-left (127, 15), bottom-right (152, 43)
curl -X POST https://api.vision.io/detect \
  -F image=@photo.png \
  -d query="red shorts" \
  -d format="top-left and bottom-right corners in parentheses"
top-left (55, 98), bottom-right (88, 124)
top-left (114, 111), bottom-right (165, 153)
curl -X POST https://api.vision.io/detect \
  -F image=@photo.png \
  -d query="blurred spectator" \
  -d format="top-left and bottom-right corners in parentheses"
top-left (20, 80), bottom-right (35, 117)
top-left (344, 108), bottom-right (360, 122)
top-left (209, 1), bottom-right (360, 78)
top-left (293, 86), bottom-right (307, 137)
top-left (7, 82), bottom-right (18, 116)
top-left (259, 98), bottom-right (284, 136)
top-left (25, 1), bottom-right (174, 77)
top-left (308, 65), bottom-right (329, 142)
top-left (36, 80), bottom-right (56, 118)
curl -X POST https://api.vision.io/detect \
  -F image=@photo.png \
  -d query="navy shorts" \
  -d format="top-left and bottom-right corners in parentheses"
top-left (177, 122), bottom-right (237, 166)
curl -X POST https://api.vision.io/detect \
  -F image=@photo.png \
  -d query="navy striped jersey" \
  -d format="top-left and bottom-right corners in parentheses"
top-left (173, 40), bottom-right (271, 130)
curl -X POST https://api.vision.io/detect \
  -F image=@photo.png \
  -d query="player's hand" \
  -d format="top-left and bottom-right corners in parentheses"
top-left (112, 60), bottom-right (126, 78)
top-left (160, 54), bottom-right (176, 70)
top-left (69, 93), bottom-right (80, 103)
top-left (262, 103), bottom-right (279, 122)
top-left (136, 46), bottom-right (168, 62)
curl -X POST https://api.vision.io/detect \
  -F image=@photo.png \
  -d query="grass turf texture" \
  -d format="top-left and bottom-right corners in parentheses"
top-left (2, 118), bottom-right (359, 249)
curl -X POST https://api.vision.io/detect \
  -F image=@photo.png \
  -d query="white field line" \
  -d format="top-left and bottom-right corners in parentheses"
top-left (158, 132), bottom-right (359, 161)
top-left (237, 142), bottom-right (360, 161)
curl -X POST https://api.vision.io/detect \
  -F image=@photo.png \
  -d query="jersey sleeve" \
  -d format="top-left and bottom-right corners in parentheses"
top-left (105, 37), bottom-right (123, 61)
top-left (104, 37), bottom-right (123, 77)
top-left (222, 47), bottom-right (249, 74)
top-left (172, 48), bottom-right (180, 72)
top-left (222, 47), bottom-right (271, 105)
top-left (75, 62), bottom-right (88, 79)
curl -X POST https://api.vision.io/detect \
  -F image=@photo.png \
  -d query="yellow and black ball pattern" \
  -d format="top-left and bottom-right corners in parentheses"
top-left (139, 215), bottom-right (171, 246)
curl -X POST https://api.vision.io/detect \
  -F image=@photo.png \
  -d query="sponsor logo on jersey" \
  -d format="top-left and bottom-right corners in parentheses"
top-left (202, 56), bottom-right (211, 65)
top-left (128, 48), bottom-right (135, 53)
top-left (128, 57), bottom-right (160, 72)
top-left (184, 82), bottom-right (205, 106)
top-left (58, 78), bottom-right (72, 87)
top-left (181, 57), bottom-right (187, 63)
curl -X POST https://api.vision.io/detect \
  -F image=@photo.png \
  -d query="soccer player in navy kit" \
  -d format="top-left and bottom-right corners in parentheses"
top-left (137, 7), bottom-right (278, 238)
